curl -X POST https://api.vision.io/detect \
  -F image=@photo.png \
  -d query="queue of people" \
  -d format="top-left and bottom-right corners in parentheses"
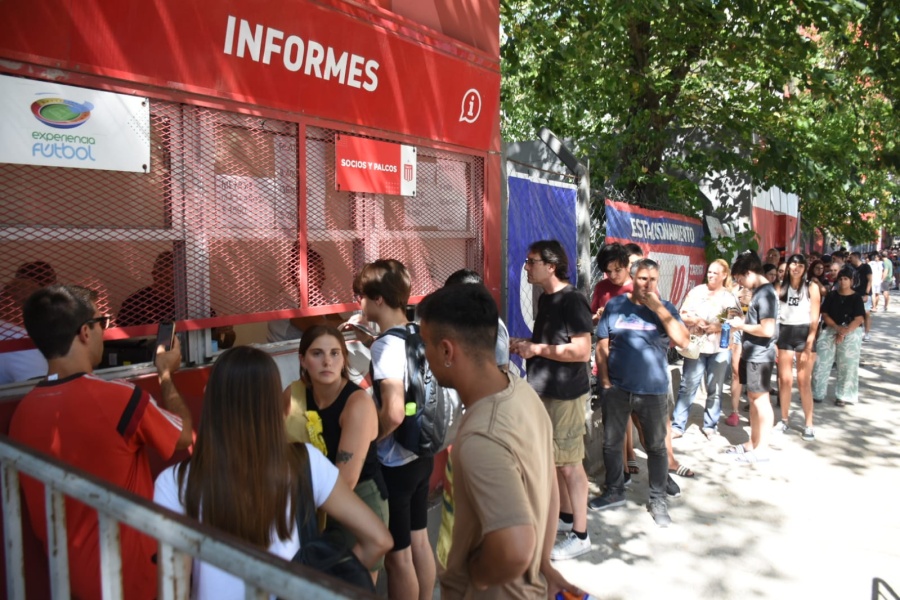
top-left (5, 251), bottom-right (587, 599)
top-left (587, 243), bottom-right (886, 526)
top-left (2, 240), bottom-right (893, 598)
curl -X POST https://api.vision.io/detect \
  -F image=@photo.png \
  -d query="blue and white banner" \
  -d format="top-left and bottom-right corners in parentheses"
top-left (506, 173), bottom-right (578, 367)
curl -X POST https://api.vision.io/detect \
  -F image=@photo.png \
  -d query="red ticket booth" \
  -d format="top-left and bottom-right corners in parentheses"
top-left (0, 0), bottom-right (500, 594)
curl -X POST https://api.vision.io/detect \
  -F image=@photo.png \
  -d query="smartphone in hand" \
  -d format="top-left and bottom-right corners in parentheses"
top-left (156, 321), bottom-right (176, 352)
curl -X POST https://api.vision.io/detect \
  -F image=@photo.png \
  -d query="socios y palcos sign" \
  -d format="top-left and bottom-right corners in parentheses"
top-left (0, 75), bottom-right (150, 173)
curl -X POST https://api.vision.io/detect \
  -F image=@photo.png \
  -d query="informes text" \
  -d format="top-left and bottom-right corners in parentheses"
top-left (223, 15), bottom-right (380, 92)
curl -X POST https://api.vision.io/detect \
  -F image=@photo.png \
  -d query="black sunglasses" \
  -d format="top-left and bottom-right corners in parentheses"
top-left (79, 315), bottom-right (112, 332)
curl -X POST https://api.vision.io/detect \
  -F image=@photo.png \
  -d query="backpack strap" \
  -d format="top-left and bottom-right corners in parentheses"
top-left (292, 443), bottom-right (318, 547)
top-left (370, 326), bottom-right (412, 410)
top-left (285, 381), bottom-right (311, 444)
top-left (403, 324), bottom-right (425, 408)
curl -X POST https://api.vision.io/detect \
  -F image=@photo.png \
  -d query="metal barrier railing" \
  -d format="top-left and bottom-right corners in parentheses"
top-left (0, 436), bottom-right (373, 600)
top-left (873, 578), bottom-right (900, 600)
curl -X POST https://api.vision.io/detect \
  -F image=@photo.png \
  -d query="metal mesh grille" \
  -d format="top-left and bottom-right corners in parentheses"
top-left (306, 127), bottom-right (484, 303)
top-left (1, 98), bottom-right (484, 353)
top-left (1, 101), bottom-right (183, 343)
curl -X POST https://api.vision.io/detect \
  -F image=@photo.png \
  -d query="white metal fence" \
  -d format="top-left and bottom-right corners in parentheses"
top-left (0, 436), bottom-right (372, 600)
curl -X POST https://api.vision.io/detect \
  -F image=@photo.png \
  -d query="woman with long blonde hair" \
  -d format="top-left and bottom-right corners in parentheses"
top-left (672, 259), bottom-right (742, 438)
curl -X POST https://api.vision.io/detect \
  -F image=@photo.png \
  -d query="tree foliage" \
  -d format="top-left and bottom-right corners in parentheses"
top-left (500, 0), bottom-right (899, 243)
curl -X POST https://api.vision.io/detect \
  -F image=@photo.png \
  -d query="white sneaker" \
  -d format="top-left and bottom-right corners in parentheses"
top-left (550, 532), bottom-right (591, 561)
top-left (557, 518), bottom-right (573, 534)
top-left (863, 333), bottom-right (871, 342)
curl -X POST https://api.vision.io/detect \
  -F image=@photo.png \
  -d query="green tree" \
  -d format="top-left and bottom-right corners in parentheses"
top-left (501, 0), bottom-right (899, 243)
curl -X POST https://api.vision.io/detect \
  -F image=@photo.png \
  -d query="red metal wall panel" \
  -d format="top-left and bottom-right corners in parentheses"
top-left (0, 0), bottom-right (500, 152)
top-left (367, 0), bottom-right (500, 56)
top-left (752, 206), bottom-right (781, 256)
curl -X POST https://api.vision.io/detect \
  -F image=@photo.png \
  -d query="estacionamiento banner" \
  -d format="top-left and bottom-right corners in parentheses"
top-left (605, 199), bottom-right (705, 308)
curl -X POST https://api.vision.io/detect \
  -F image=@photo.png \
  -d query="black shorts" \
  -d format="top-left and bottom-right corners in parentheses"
top-left (777, 324), bottom-right (811, 352)
top-left (381, 455), bottom-right (434, 551)
top-left (738, 359), bottom-right (775, 394)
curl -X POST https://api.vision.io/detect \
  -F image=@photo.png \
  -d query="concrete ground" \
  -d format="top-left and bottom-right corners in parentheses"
top-left (555, 291), bottom-right (900, 599)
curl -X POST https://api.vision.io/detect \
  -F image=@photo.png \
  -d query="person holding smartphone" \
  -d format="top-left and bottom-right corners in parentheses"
top-left (726, 252), bottom-right (779, 463)
top-left (9, 284), bottom-right (193, 600)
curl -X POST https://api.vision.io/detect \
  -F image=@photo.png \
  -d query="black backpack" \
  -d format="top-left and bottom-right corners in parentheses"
top-left (372, 323), bottom-right (462, 457)
top-left (289, 444), bottom-right (375, 594)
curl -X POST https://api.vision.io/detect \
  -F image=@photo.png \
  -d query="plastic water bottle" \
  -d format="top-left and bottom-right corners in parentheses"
top-left (719, 322), bottom-right (731, 349)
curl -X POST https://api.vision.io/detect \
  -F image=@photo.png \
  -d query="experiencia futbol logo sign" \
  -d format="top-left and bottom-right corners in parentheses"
top-left (31, 96), bottom-right (94, 129)
top-left (29, 94), bottom-right (97, 162)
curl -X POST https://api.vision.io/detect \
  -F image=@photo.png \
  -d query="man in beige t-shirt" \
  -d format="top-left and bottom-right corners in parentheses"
top-left (417, 283), bottom-right (581, 599)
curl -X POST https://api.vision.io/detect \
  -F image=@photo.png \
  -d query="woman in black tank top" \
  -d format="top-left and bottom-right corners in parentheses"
top-left (297, 325), bottom-right (388, 580)
top-left (299, 325), bottom-right (384, 492)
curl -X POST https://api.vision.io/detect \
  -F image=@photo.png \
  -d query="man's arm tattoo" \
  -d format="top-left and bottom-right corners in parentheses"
top-left (336, 449), bottom-right (354, 464)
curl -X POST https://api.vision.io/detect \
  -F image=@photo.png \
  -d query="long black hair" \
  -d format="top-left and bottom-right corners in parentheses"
top-left (778, 254), bottom-right (808, 303)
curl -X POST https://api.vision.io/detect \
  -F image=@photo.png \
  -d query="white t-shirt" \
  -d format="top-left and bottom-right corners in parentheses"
top-left (870, 260), bottom-right (883, 294)
top-left (0, 321), bottom-right (48, 385)
top-left (678, 285), bottom-right (740, 354)
top-left (371, 328), bottom-right (418, 468)
top-left (153, 444), bottom-right (339, 600)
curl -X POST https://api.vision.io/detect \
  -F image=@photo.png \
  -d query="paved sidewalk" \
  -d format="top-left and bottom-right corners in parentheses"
top-left (556, 294), bottom-right (900, 599)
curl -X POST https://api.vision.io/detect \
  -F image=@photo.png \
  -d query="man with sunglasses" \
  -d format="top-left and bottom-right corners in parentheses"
top-left (511, 240), bottom-right (593, 561)
top-left (9, 284), bottom-right (193, 600)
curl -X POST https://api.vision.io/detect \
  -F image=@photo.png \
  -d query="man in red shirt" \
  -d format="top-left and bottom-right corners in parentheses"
top-left (9, 284), bottom-right (193, 599)
top-left (591, 244), bottom-right (634, 325)
top-left (591, 244), bottom-right (639, 482)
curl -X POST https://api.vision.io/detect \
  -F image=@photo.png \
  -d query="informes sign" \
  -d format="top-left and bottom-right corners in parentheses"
top-left (0, 75), bottom-right (150, 173)
top-left (605, 200), bottom-right (706, 308)
top-left (335, 135), bottom-right (416, 197)
top-left (0, 2), bottom-right (500, 151)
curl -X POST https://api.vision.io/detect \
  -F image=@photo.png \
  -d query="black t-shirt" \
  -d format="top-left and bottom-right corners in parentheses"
top-left (853, 263), bottom-right (872, 296)
top-left (821, 291), bottom-right (865, 328)
top-left (742, 283), bottom-right (778, 363)
top-left (526, 284), bottom-right (592, 399)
